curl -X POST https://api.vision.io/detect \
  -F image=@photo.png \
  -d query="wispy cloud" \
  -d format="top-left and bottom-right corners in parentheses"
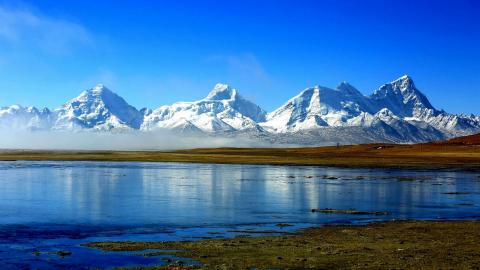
top-left (84, 68), bottom-right (119, 89)
top-left (204, 53), bottom-right (278, 106)
top-left (0, 4), bottom-right (93, 54)
top-left (206, 53), bottom-right (273, 84)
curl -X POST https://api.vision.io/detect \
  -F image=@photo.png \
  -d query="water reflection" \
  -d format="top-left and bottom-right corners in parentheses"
top-left (1, 161), bottom-right (480, 269)
top-left (0, 161), bottom-right (479, 228)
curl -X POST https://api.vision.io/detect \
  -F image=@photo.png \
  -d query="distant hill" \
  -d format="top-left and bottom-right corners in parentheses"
top-left (443, 133), bottom-right (480, 145)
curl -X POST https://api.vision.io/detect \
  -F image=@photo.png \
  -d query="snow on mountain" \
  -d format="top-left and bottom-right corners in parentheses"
top-left (0, 76), bottom-right (478, 145)
top-left (371, 75), bottom-right (480, 137)
top-left (261, 82), bottom-right (376, 132)
top-left (415, 111), bottom-right (480, 137)
top-left (262, 75), bottom-right (480, 142)
top-left (371, 108), bottom-right (444, 142)
top-left (141, 83), bottom-right (266, 133)
top-left (370, 75), bottom-right (435, 117)
top-left (53, 84), bottom-right (144, 131)
top-left (0, 105), bottom-right (54, 130)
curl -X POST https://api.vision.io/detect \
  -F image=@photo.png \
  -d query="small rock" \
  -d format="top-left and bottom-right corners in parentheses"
top-left (275, 223), bottom-right (293, 228)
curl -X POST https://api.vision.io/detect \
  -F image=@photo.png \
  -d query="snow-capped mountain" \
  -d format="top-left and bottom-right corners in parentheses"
top-left (0, 105), bottom-right (54, 131)
top-left (370, 75), bottom-right (435, 117)
top-left (1, 75), bottom-right (479, 145)
top-left (369, 76), bottom-right (480, 136)
top-left (141, 83), bottom-right (266, 133)
top-left (262, 75), bottom-right (480, 142)
top-left (261, 82), bottom-right (377, 132)
top-left (419, 112), bottom-right (480, 136)
top-left (53, 84), bottom-right (144, 131)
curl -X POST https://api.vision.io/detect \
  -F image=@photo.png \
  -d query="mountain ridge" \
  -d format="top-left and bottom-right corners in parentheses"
top-left (1, 75), bottom-right (478, 145)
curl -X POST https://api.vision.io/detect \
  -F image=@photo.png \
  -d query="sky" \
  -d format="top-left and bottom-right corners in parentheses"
top-left (0, 0), bottom-right (479, 114)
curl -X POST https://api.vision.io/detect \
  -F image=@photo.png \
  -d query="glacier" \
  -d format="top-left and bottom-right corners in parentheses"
top-left (1, 75), bottom-right (479, 146)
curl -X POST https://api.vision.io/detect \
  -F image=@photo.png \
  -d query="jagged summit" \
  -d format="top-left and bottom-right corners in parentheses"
top-left (373, 75), bottom-right (415, 95)
top-left (396, 74), bottom-right (412, 81)
top-left (370, 75), bottom-right (435, 117)
top-left (337, 81), bottom-right (363, 96)
top-left (91, 83), bottom-right (107, 91)
top-left (54, 84), bottom-right (144, 130)
top-left (63, 84), bottom-right (119, 107)
top-left (142, 83), bottom-right (267, 132)
top-left (390, 75), bottom-right (417, 93)
top-left (337, 81), bottom-right (352, 88)
top-left (205, 83), bottom-right (236, 100)
top-left (78, 84), bottom-right (117, 99)
top-left (203, 83), bottom-right (266, 122)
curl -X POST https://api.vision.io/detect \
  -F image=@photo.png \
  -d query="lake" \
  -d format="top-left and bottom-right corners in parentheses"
top-left (0, 161), bottom-right (479, 269)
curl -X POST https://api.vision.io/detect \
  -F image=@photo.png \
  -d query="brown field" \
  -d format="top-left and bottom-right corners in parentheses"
top-left (442, 132), bottom-right (480, 145)
top-left (1, 133), bottom-right (480, 170)
top-left (86, 220), bottom-right (480, 269)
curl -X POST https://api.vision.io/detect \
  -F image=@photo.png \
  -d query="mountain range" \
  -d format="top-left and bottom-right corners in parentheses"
top-left (1, 75), bottom-right (479, 145)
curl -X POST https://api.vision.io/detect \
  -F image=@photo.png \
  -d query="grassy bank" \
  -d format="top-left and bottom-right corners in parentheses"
top-left (85, 220), bottom-right (480, 269)
top-left (1, 141), bottom-right (480, 170)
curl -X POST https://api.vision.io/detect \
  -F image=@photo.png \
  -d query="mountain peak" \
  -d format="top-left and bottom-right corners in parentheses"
top-left (93, 83), bottom-right (106, 90)
top-left (142, 83), bottom-right (267, 131)
top-left (297, 86), bottom-right (319, 97)
top-left (398, 74), bottom-right (412, 80)
top-left (205, 83), bottom-right (236, 100)
top-left (88, 83), bottom-right (113, 95)
top-left (337, 81), bottom-right (362, 96)
top-left (391, 75), bottom-right (415, 91)
top-left (72, 84), bottom-right (113, 101)
top-left (371, 75), bottom-right (435, 117)
top-left (8, 104), bottom-right (22, 110)
top-left (55, 84), bottom-right (144, 130)
top-left (338, 81), bottom-right (351, 87)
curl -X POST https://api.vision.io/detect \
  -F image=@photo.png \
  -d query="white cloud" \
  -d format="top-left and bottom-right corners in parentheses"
top-left (0, 5), bottom-right (93, 54)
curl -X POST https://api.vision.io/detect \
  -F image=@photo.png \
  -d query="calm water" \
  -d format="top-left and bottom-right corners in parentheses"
top-left (0, 161), bottom-right (479, 269)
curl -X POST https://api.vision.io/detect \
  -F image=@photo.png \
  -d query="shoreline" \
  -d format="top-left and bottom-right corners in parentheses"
top-left (85, 220), bottom-right (480, 269)
top-left (0, 142), bottom-right (479, 171)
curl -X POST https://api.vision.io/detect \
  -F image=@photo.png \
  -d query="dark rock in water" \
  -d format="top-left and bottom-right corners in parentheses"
top-left (49, 250), bottom-right (72, 257)
top-left (395, 176), bottom-right (417, 181)
top-left (311, 208), bottom-right (389, 216)
top-left (207, 231), bottom-right (224, 235)
top-left (275, 223), bottom-right (293, 228)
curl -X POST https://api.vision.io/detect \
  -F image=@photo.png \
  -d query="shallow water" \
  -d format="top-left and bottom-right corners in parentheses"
top-left (0, 161), bottom-right (479, 269)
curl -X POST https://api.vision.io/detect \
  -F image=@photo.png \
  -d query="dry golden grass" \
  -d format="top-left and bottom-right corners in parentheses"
top-left (0, 140), bottom-right (479, 170)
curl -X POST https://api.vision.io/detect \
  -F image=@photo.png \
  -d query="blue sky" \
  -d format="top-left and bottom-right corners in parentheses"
top-left (0, 0), bottom-right (479, 114)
